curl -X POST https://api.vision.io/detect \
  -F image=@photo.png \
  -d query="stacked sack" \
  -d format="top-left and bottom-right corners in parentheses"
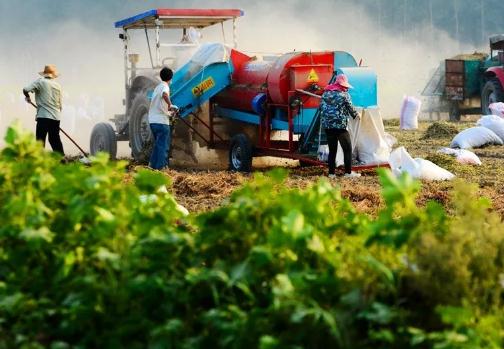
top-left (451, 115), bottom-right (504, 149)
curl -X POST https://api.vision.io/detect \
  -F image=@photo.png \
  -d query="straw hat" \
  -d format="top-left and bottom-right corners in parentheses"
top-left (335, 74), bottom-right (353, 89)
top-left (39, 64), bottom-right (59, 78)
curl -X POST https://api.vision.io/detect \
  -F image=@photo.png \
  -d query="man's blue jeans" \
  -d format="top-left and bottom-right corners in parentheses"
top-left (149, 123), bottom-right (171, 170)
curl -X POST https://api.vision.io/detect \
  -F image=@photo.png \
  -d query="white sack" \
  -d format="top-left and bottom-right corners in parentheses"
top-left (317, 144), bottom-right (345, 166)
top-left (389, 147), bottom-right (454, 181)
top-left (489, 102), bottom-right (504, 117)
top-left (353, 107), bottom-right (395, 164)
top-left (450, 127), bottom-right (503, 149)
top-left (317, 144), bottom-right (329, 162)
top-left (389, 146), bottom-right (421, 178)
top-left (415, 159), bottom-right (456, 181)
top-left (456, 149), bottom-right (482, 165)
top-left (477, 114), bottom-right (504, 141)
top-left (438, 147), bottom-right (482, 165)
top-left (317, 108), bottom-right (392, 167)
top-left (399, 96), bottom-right (421, 130)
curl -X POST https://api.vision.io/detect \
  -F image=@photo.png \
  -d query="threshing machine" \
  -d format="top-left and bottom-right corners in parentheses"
top-left (90, 8), bottom-right (380, 172)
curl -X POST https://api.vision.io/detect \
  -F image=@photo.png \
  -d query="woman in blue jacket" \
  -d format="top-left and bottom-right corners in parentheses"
top-left (320, 74), bottom-right (361, 178)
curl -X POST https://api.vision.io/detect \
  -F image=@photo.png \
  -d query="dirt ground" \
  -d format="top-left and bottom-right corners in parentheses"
top-left (148, 120), bottom-right (504, 218)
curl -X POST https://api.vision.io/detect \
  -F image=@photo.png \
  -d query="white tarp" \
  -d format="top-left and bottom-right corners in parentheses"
top-left (188, 42), bottom-right (230, 67)
top-left (177, 42), bottom-right (231, 83)
top-left (173, 27), bottom-right (202, 69)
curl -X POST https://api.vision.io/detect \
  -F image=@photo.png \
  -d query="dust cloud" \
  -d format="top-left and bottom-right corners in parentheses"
top-left (0, 0), bottom-right (484, 154)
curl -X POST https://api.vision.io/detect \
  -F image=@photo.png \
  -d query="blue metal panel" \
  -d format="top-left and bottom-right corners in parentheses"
top-left (270, 108), bottom-right (318, 133)
top-left (170, 64), bottom-right (192, 88)
top-left (334, 51), bottom-right (357, 68)
top-left (115, 9), bottom-right (157, 28)
top-left (337, 67), bottom-right (378, 107)
top-left (214, 106), bottom-right (260, 125)
top-left (170, 62), bottom-right (233, 118)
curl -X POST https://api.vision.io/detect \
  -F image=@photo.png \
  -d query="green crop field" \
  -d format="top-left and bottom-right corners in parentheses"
top-left (1, 122), bottom-right (504, 349)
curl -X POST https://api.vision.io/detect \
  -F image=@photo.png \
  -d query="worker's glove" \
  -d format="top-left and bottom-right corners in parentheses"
top-left (169, 105), bottom-right (180, 126)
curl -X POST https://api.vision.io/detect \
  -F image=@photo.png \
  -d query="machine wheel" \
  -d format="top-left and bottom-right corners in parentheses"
top-left (128, 94), bottom-right (152, 163)
top-left (481, 78), bottom-right (504, 115)
top-left (229, 133), bottom-right (253, 172)
top-left (449, 102), bottom-right (461, 122)
top-left (90, 122), bottom-right (117, 160)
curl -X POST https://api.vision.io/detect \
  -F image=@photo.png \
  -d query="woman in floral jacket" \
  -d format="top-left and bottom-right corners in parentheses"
top-left (320, 74), bottom-right (361, 178)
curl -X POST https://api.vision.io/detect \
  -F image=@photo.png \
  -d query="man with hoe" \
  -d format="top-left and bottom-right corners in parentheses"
top-left (23, 64), bottom-right (64, 155)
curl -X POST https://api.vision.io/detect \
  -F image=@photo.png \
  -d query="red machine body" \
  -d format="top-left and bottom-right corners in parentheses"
top-left (214, 51), bottom-right (334, 112)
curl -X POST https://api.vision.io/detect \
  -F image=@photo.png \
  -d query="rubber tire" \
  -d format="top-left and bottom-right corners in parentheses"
top-left (128, 94), bottom-right (152, 163)
top-left (481, 78), bottom-right (504, 115)
top-left (229, 133), bottom-right (253, 172)
top-left (90, 122), bottom-right (117, 160)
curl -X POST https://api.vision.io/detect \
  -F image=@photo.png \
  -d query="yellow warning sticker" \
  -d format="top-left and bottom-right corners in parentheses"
top-left (307, 69), bottom-right (319, 83)
top-left (192, 77), bottom-right (215, 96)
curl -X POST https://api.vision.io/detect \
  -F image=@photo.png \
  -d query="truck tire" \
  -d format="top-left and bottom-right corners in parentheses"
top-left (90, 122), bottom-right (117, 160)
top-left (481, 78), bottom-right (504, 115)
top-left (229, 133), bottom-right (253, 172)
top-left (128, 94), bottom-right (152, 163)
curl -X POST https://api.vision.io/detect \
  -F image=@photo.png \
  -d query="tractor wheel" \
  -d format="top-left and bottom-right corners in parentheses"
top-left (229, 133), bottom-right (253, 172)
top-left (90, 122), bottom-right (117, 160)
top-left (481, 78), bottom-right (504, 115)
top-left (128, 94), bottom-right (152, 163)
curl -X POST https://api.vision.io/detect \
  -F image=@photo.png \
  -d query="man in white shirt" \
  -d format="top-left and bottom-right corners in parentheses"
top-left (148, 67), bottom-right (177, 170)
top-left (23, 64), bottom-right (64, 155)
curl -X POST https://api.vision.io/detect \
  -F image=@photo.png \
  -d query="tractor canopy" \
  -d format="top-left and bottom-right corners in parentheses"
top-left (115, 8), bottom-right (244, 29)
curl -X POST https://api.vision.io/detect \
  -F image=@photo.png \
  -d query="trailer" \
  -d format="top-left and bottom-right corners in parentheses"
top-left (422, 34), bottom-right (504, 121)
top-left (90, 8), bottom-right (386, 172)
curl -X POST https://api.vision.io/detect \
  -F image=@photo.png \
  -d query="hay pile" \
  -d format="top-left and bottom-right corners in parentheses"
top-left (422, 122), bottom-right (459, 140)
top-left (166, 169), bottom-right (247, 212)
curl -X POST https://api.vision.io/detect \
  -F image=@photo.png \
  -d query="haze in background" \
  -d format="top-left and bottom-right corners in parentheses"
top-left (1, 0), bottom-right (502, 152)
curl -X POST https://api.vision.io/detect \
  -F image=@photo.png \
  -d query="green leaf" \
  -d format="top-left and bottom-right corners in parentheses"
top-left (259, 335), bottom-right (280, 349)
top-left (134, 169), bottom-right (170, 193)
top-left (0, 293), bottom-right (23, 312)
top-left (19, 227), bottom-right (54, 243)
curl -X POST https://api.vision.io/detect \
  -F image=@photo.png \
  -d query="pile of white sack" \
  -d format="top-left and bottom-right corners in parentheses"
top-left (388, 102), bottom-right (504, 180)
top-left (451, 114), bottom-right (504, 149)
